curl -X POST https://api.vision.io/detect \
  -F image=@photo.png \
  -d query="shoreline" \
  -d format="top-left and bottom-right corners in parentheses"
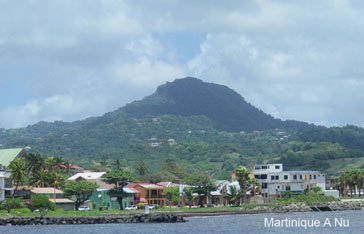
top-left (1, 200), bottom-right (363, 226)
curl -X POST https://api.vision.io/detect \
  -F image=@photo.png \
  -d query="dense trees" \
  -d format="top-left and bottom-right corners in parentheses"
top-left (338, 169), bottom-right (364, 197)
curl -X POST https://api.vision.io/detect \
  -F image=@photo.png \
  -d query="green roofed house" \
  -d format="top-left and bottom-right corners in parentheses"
top-left (0, 148), bottom-right (27, 201)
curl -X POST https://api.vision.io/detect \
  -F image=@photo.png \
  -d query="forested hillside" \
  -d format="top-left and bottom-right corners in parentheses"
top-left (1, 77), bottom-right (364, 178)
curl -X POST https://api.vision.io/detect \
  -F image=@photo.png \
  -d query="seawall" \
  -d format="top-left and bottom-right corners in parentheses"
top-left (0, 213), bottom-right (185, 226)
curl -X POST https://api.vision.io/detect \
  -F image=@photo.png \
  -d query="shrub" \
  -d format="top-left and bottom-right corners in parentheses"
top-left (0, 198), bottom-right (24, 213)
top-left (137, 202), bottom-right (146, 209)
top-left (30, 195), bottom-right (55, 216)
top-left (10, 208), bottom-right (32, 215)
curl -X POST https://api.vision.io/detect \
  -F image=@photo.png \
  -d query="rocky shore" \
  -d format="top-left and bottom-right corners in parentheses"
top-left (0, 213), bottom-right (185, 226)
top-left (181, 200), bottom-right (364, 217)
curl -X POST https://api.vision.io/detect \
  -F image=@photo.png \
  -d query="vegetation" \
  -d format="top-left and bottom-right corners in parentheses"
top-left (224, 185), bottom-right (241, 205)
top-left (185, 173), bottom-right (217, 207)
top-left (164, 187), bottom-right (179, 206)
top-left (0, 198), bottom-right (24, 213)
top-left (102, 169), bottom-right (134, 210)
top-left (337, 169), bottom-right (364, 197)
top-left (2, 77), bottom-right (364, 178)
top-left (30, 195), bottom-right (55, 216)
top-left (63, 181), bottom-right (98, 209)
top-left (275, 193), bottom-right (338, 205)
top-left (235, 166), bottom-right (250, 204)
top-left (8, 159), bottom-right (26, 197)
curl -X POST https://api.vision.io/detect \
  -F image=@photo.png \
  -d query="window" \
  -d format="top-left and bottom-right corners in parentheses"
top-left (300, 175), bottom-right (303, 180)
top-left (151, 190), bottom-right (158, 196)
top-left (314, 175), bottom-right (317, 179)
top-left (255, 175), bottom-right (260, 179)
top-left (286, 185), bottom-right (291, 191)
top-left (277, 186), bottom-right (280, 189)
top-left (271, 175), bottom-right (275, 180)
top-left (284, 175), bottom-right (288, 180)
top-left (261, 174), bottom-right (267, 179)
top-left (261, 183), bottom-right (267, 189)
top-left (262, 166), bottom-right (268, 169)
top-left (275, 165), bottom-right (280, 169)
top-left (293, 175), bottom-right (297, 180)
top-left (255, 166), bottom-right (261, 170)
top-left (275, 175), bottom-right (279, 180)
top-left (309, 175), bottom-right (312, 180)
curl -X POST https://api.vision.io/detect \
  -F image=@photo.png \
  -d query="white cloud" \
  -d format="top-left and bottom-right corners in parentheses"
top-left (1, 0), bottom-right (364, 128)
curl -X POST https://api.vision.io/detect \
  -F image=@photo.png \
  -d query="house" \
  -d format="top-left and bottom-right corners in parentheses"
top-left (0, 171), bottom-right (12, 201)
top-left (30, 187), bottom-right (75, 211)
top-left (253, 163), bottom-right (326, 198)
top-left (88, 187), bottom-right (136, 210)
top-left (68, 172), bottom-right (111, 189)
top-left (0, 148), bottom-right (28, 201)
top-left (69, 172), bottom-right (138, 210)
top-left (0, 148), bottom-right (27, 170)
top-left (210, 180), bottom-right (230, 206)
top-left (128, 183), bottom-right (166, 207)
top-left (59, 164), bottom-right (84, 173)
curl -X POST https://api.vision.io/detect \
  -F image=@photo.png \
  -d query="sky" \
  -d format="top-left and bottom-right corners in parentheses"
top-left (1, 0), bottom-right (364, 129)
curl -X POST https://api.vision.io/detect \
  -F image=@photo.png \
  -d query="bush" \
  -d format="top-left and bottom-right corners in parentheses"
top-left (10, 208), bottom-right (32, 215)
top-left (0, 198), bottom-right (24, 213)
top-left (30, 195), bottom-right (55, 213)
top-left (137, 202), bottom-right (146, 209)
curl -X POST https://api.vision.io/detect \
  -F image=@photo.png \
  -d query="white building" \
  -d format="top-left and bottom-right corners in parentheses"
top-left (0, 171), bottom-right (12, 201)
top-left (253, 163), bottom-right (326, 198)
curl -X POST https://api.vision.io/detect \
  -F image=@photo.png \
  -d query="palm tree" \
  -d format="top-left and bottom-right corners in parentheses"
top-left (236, 166), bottom-right (250, 204)
top-left (8, 158), bottom-right (26, 197)
top-left (30, 169), bottom-right (50, 187)
top-left (224, 185), bottom-right (241, 205)
top-left (24, 153), bottom-right (44, 175)
top-left (183, 187), bottom-right (195, 208)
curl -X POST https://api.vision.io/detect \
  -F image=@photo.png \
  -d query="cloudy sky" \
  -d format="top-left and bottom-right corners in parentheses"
top-left (1, 0), bottom-right (364, 129)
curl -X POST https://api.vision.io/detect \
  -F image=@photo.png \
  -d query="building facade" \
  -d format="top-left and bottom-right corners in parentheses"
top-left (253, 164), bottom-right (326, 198)
top-left (0, 171), bottom-right (12, 202)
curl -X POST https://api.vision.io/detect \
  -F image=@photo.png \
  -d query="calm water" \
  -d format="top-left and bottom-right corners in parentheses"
top-left (0, 210), bottom-right (363, 234)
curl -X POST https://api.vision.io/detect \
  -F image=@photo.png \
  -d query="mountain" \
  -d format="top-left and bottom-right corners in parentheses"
top-left (0, 77), bottom-right (364, 177)
top-left (122, 77), bottom-right (310, 132)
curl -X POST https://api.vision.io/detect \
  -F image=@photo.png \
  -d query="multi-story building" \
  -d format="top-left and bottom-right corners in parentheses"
top-left (253, 163), bottom-right (326, 198)
top-left (0, 148), bottom-right (28, 201)
top-left (0, 171), bottom-right (12, 201)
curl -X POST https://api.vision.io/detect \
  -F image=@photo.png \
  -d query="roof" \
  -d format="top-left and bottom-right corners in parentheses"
top-left (285, 170), bottom-right (322, 174)
top-left (0, 148), bottom-right (24, 167)
top-left (68, 172), bottom-right (106, 180)
top-left (31, 187), bottom-right (63, 194)
top-left (49, 198), bottom-right (75, 204)
top-left (59, 164), bottom-right (84, 170)
top-left (158, 181), bottom-right (179, 187)
top-left (128, 183), bottom-right (164, 190)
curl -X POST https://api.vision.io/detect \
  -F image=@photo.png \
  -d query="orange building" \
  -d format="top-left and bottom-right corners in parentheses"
top-left (128, 183), bottom-right (165, 207)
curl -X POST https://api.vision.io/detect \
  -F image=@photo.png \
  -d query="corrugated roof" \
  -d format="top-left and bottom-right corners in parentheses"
top-left (0, 148), bottom-right (23, 167)
top-left (31, 187), bottom-right (63, 194)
